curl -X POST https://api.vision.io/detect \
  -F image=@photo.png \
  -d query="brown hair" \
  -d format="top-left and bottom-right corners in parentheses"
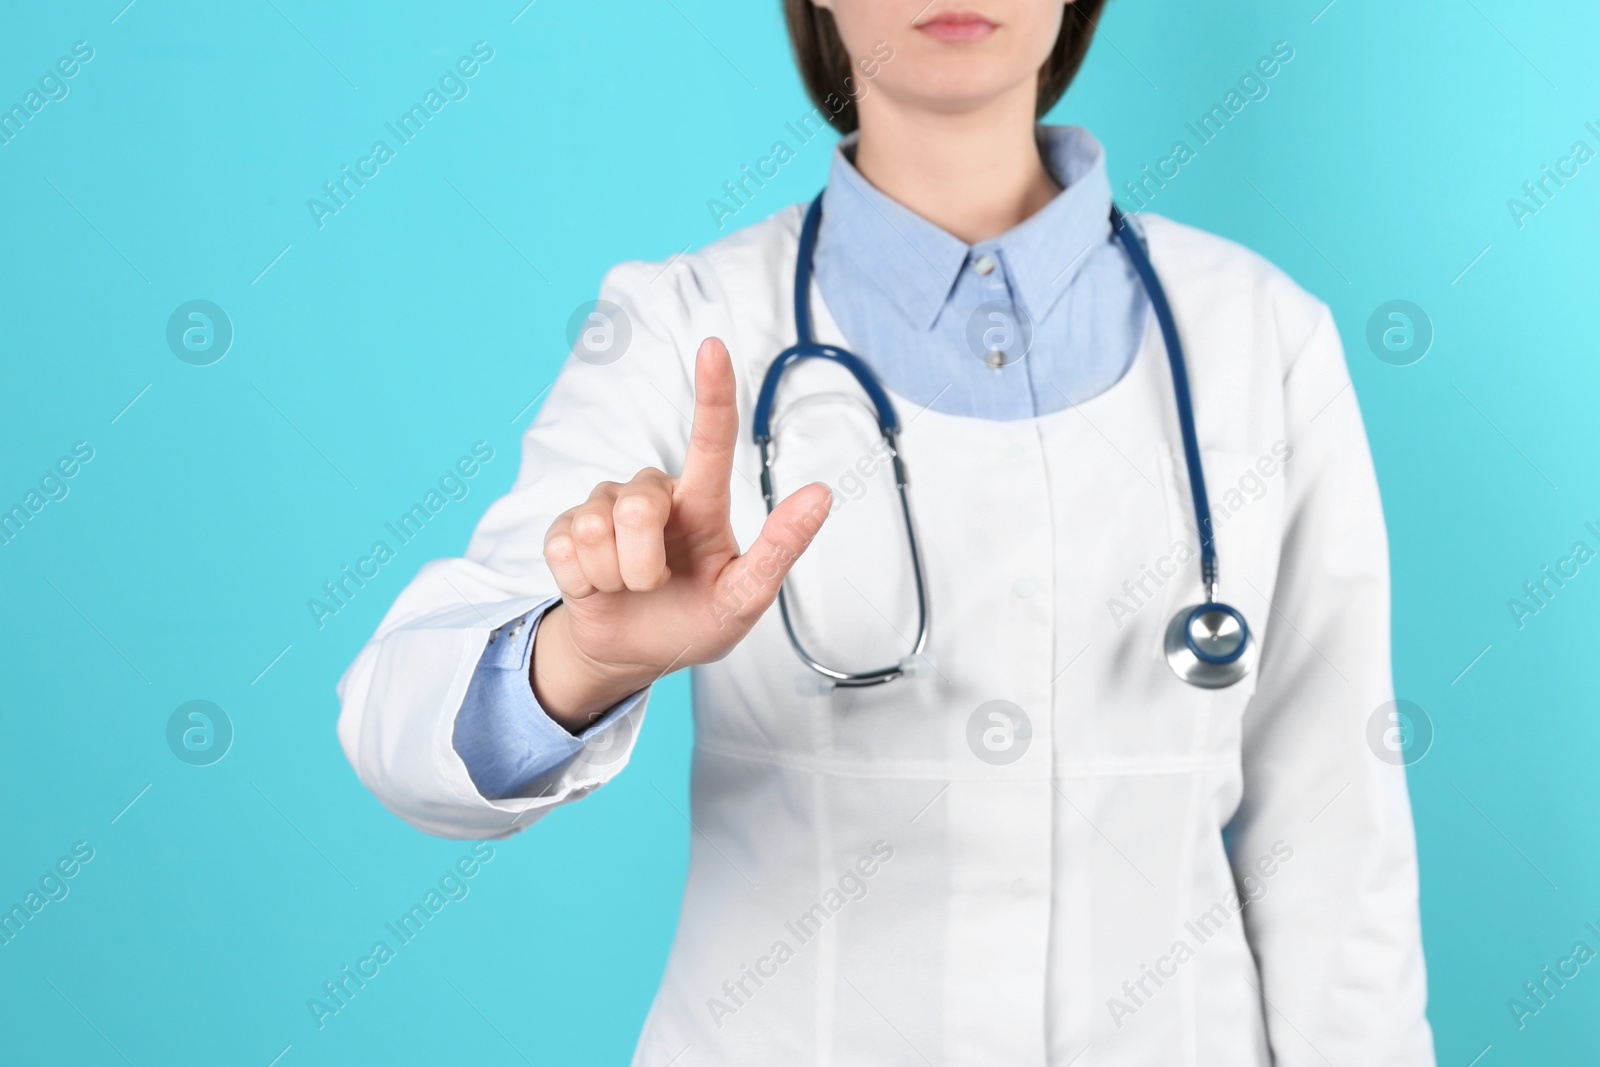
top-left (782, 1), bottom-right (1107, 135)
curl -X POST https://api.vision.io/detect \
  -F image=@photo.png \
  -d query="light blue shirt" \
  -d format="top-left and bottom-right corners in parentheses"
top-left (453, 126), bottom-right (1147, 799)
top-left (451, 598), bottom-right (646, 800)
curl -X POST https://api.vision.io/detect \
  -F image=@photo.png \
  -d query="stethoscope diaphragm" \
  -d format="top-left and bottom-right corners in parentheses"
top-left (1164, 601), bottom-right (1256, 689)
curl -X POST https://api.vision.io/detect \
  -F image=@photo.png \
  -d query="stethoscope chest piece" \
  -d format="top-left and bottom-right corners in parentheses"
top-left (1164, 601), bottom-right (1256, 689)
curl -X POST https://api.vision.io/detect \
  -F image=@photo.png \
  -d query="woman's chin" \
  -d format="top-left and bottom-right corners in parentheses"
top-left (871, 78), bottom-right (1030, 120)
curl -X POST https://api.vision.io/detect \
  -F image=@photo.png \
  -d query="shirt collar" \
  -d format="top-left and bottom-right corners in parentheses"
top-left (818, 126), bottom-right (1114, 331)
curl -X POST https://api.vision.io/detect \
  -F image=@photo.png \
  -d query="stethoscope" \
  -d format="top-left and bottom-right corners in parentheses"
top-left (752, 193), bottom-right (1255, 691)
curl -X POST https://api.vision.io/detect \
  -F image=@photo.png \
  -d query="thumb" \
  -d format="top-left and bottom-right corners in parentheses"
top-left (709, 482), bottom-right (832, 632)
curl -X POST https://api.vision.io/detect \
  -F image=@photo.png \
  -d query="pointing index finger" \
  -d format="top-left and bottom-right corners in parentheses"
top-left (676, 337), bottom-right (740, 505)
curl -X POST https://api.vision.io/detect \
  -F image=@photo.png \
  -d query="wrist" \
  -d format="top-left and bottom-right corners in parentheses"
top-left (530, 605), bottom-right (654, 733)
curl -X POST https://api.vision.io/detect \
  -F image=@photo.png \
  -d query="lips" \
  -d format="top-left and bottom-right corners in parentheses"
top-left (916, 11), bottom-right (998, 42)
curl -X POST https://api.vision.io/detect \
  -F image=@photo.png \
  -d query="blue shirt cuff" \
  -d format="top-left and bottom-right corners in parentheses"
top-left (451, 597), bottom-right (645, 800)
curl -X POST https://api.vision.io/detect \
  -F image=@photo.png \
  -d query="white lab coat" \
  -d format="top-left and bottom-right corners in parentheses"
top-left (337, 206), bottom-right (1434, 1065)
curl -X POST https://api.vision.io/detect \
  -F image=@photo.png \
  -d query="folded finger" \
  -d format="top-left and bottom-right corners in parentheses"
top-left (613, 470), bottom-right (673, 591)
top-left (544, 513), bottom-right (596, 599)
top-left (572, 487), bottom-right (625, 593)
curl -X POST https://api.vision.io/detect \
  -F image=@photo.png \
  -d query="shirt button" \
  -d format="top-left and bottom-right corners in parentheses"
top-left (1013, 577), bottom-right (1036, 599)
top-left (973, 254), bottom-right (997, 276)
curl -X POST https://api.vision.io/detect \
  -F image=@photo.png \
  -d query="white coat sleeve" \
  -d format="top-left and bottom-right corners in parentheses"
top-left (335, 257), bottom-right (717, 840)
top-left (1227, 305), bottom-right (1435, 1065)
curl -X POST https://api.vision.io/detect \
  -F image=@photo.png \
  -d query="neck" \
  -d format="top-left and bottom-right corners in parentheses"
top-left (851, 85), bottom-right (1060, 245)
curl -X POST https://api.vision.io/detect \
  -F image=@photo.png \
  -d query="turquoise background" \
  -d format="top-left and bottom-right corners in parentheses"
top-left (1, 0), bottom-right (1596, 1062)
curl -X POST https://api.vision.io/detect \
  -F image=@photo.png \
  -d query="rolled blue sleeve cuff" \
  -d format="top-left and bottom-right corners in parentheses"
top-left (451, 597), bottom-right (646, 800)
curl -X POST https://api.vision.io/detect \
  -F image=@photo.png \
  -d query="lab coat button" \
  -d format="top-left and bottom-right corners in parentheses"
top-left (1011, 877), bottom-right (1029, 896)
top-left (1013, 578), bottom-right (1036, 599)
top-left (1004, 442), bottom-right (1026, 462)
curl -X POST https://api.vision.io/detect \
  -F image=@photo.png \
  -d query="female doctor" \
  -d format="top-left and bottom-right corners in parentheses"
top-left (337, 1), bottom-right (1434, 1063)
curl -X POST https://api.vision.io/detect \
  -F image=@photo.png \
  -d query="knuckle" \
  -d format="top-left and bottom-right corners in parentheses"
top-left (544, 532), bottom-right (576, 563)
top-left (625, 571), bottom-right (666, 593)
top-left (571, 509), bottom-right (612, 543)
top-left (613, 492), bottom-right (663, 528)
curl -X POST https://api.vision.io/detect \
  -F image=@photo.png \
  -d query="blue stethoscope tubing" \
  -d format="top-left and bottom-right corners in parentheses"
top-left (752, 196), bottom-right (930, 688)
top-left (1110, 206), bottom-right (1255, 687)
top-left (752, 193), bottom-right (1253, 690)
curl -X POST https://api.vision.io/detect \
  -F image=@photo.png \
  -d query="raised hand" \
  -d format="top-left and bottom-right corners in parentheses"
top-left (531, 337), bottom-right (832, 730)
